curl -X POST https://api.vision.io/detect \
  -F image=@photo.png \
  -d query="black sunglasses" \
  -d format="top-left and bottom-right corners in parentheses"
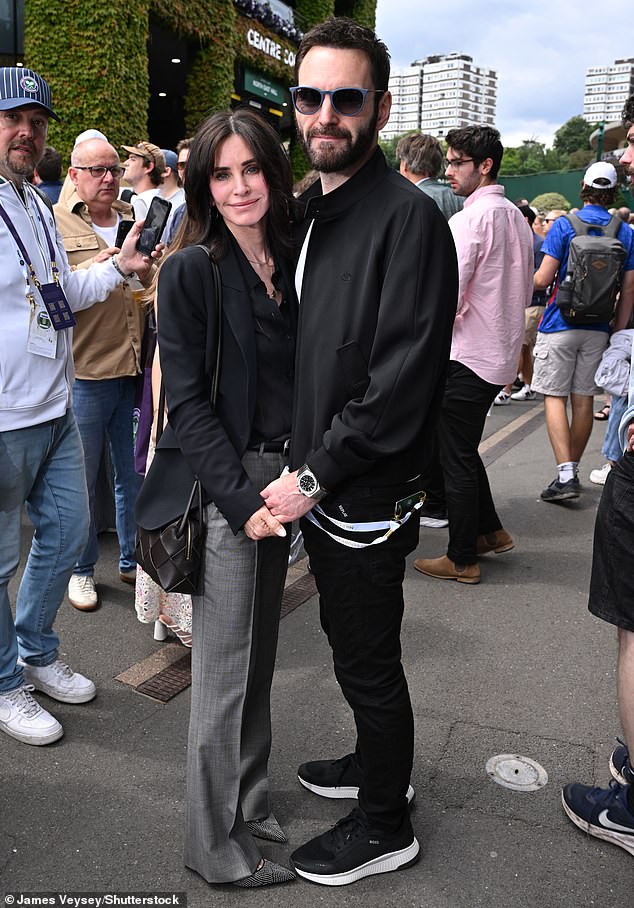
top-left (289, 86), bottom-right (384, 117)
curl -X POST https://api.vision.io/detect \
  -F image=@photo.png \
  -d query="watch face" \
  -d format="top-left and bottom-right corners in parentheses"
top-left (298, 472), bottom-right (318, 495)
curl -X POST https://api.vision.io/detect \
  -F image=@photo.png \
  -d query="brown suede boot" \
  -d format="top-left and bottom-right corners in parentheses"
top-left (414, 555), bottom-right (480, 584)
top-left (476, 529), bottom-right (514, 555)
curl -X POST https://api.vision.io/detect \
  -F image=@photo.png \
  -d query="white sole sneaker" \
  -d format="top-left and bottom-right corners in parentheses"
top-left (20, 661), bottom-right (96, 705)
top-left (0, 686), bottom-right (64, 746)
top-left (293, 838), bottom-right (420, 886)
top-left (298, 775), bottom-right (415, 804)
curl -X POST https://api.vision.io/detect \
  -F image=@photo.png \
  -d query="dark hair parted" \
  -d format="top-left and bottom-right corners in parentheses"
top-left (622, 95), bottom-right (634, 129)
top-left (580, 184), bottom-right (617, 208)
top-left (445, 125), bottom-right (504, 179)
top-left (296, 17), bottom-right (391, 92)
top-left (36, 145), bottom-right (62, 182)
top-left (169, 108), bottom-right (296, 263)
top-left (396, 133), bottom-right (443, 179)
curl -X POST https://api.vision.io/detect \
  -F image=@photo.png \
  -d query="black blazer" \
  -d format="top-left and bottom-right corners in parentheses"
top-left (135, 242), bottom-right (291, 534)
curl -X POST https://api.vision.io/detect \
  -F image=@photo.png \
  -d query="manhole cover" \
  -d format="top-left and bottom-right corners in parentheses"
top-left (485, 754), bottom-right (548, 792)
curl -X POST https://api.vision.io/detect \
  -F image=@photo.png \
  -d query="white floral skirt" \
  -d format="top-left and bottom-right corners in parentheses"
top-left (134, 440), bottom-right (192, 635)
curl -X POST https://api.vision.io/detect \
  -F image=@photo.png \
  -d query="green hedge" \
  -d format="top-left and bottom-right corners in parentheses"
top-left (296, 0), bottom-right (336, 28)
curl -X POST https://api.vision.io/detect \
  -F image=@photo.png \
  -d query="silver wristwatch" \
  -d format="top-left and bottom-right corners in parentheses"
top-left (297, 464), bottom-right (327, 501)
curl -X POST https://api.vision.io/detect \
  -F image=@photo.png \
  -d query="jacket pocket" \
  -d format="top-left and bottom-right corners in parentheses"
top-left (63, 233), bottom-right (100, 254)
top-left (337, 341), bottom-right (370, 396)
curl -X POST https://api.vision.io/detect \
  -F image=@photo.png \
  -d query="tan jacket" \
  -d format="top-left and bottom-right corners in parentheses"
top-left (54, 191), bottom-right (147, 380)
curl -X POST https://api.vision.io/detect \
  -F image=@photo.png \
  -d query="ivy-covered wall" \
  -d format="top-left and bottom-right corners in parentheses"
top-left (24, 1), bottom-right (378, 174)
top-left (25, 0), bottom-right (151, 165)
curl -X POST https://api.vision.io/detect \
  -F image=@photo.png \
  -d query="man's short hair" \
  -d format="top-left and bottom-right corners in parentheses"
top-left (36, 145), bottom-right (62, 182)
top-left (445, 125), bottom-right (504, 179)
top-left (622, 95), bottom-right (634, 129)
top-left (295, 16), bottom-right (390, 92)
top-left (396, 133), bottom-right (443, 179)
top-left (517, 203), bottom-right (536, 226)
top-left (176, 137), bottom-right (192, 155)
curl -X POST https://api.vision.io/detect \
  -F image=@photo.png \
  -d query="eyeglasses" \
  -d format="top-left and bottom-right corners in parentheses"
top-left (444, 158), bottom-right (475, 169)
top-left (290, 86), bottom-right (384, 117)
top-left (73, 165), bottom-right (125, 179)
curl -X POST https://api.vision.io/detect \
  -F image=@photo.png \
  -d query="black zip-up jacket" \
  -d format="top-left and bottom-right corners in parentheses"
top-left (291, 148), bottom-right (458, 494)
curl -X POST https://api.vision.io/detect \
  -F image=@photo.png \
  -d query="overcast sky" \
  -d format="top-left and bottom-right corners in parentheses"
top-left (375, 0), bottom-right (634, 148)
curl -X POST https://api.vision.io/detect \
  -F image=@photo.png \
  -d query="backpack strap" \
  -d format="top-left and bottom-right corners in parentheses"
top-left (564, 211), bottom-right (622, 239)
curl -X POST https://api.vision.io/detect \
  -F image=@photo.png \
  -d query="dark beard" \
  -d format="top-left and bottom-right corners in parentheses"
top-left (298, 111), bottom-right (378, 174)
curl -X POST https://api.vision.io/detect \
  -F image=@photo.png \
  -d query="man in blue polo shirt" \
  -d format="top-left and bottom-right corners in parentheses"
top-left (532, 162), bottom-right (634, 501)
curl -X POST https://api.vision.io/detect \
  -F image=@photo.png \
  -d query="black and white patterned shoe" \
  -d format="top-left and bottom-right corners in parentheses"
top-left (233, 859), bottom-right (296, 888)
top-left (246, 814), bottom-right (288, 843)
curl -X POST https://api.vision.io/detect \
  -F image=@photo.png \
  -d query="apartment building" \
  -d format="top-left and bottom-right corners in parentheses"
top-left (381, 52), bottom-right (497, 141)
top-left (583, 58), bottom-right (634, 124)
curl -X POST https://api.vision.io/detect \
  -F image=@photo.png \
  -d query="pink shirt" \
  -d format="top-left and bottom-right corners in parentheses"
top-left (449, 184), bottom-right (534, 385)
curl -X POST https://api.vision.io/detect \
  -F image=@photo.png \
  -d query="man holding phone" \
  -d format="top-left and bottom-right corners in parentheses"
top-left (55, 136), bottom-right (151, 611)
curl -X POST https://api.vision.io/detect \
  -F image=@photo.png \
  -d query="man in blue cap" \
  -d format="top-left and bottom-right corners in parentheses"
top-left (0, 68), bottom-right (160, 746)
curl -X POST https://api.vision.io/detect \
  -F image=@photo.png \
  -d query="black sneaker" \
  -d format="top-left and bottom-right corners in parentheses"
top-left (610, 739), bottom-right (633, 786)
top-left (290, 807), bottom-right (420, 886)
top-left (562, 780), bottom-right (634, 857)
top-left (298, 753), bottom-right (415, 803)
top-left (540, 476), bottom-right (581, 502)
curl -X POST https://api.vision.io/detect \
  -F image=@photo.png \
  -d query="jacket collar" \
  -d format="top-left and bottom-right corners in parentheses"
top-left (63, 185), bottom-right (132, 224)
top-left (302, 147), bottom-right (389, 222)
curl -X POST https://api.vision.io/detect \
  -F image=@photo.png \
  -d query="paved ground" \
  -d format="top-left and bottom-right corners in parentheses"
top-left (1, 396), bottom-right (630, 907)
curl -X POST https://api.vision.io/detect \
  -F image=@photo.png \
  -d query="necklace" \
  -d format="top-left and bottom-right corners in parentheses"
top-left (246, 257), bottom-right (273, 267)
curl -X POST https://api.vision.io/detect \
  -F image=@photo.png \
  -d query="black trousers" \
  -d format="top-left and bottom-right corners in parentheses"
top-left (423, 361), bottom-right (503, 565)
top-left (300, 482), bottom-right (420, 833)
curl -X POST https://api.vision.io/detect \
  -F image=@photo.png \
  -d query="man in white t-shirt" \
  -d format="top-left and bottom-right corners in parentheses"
top-left (120, 141), bottom-right (165, 220)
top-left (55, 137), bottom-right (150, 611)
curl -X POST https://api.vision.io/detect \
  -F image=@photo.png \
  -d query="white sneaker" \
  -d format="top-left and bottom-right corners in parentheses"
top-left (0, 684), bottom-right (63, 745)
top-left (493, 391), bottom-right (511, 406)
top-left (19, 659), bottom-right (96, 704)
top-left (68, 574), bottom-right (98, 611)
top-left (511, 384), bottom-right (537, 401)
top-left (589, 463), bottom-right (612, 485)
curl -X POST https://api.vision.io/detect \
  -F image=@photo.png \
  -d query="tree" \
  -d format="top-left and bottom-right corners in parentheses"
top-left (500, 140), bottom-right (551, 176)
top-left (553, 116), bottom-right (596, 157)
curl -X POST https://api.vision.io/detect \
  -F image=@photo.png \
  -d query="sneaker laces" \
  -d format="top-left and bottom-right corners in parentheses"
top-left (75, 576), bottom-right (95, 594)
top-left (48, 661), bottom-right (74, 681)
top-left (327, 809), bottom-right (369, 852)
top-left (3, 684), bottom-right (41, 718)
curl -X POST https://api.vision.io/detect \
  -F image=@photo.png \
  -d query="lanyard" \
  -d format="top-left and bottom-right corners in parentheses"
top-left (305, 497), bottom-right (424, 549)
top-left (0, 191), bottom-right (60, 291)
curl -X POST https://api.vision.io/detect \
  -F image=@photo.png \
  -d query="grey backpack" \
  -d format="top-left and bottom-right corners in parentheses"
top-left (556, 213), bottom-right (626, 325)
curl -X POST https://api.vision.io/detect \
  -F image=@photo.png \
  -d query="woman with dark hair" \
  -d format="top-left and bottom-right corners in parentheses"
top-left (140, 109), bottom-right (297, 887)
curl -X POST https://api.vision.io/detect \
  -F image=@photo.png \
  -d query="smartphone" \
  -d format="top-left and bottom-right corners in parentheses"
top-left (137, 196), bottom-right (172, 255)
top-left (114, 219), bottom-right (135, 249)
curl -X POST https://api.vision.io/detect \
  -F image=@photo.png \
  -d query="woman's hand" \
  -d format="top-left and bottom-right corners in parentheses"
top-left (243, 505), bottom-right (287, 540)
top-left (627, 422), bottom-right (634, 451)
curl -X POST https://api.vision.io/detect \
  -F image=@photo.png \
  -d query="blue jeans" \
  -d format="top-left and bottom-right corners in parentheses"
top-left (72, 377), bottom-right (142, 575)
top-left (602, 394), bottom-right (628, 463)
top-left (0, 411), bottom-right (89, 692)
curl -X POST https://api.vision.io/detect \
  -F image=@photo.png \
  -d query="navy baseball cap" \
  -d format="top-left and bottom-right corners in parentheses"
top-left (0, 67), bottom-right (59, 121)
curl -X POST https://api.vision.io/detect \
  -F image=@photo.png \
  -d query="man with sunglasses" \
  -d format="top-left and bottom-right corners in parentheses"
top-left (261, 17), bottom-right (457, 887)
top-left (55, 136), bottom-right (148, 611)
top-left (414, 126), bottom-right (533, 584)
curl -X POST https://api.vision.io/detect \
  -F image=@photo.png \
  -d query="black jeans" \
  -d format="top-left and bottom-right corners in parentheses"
top-left (300, 482), bottom-right (420, 833)
top-left (423, 361), bottom-right (503, 565)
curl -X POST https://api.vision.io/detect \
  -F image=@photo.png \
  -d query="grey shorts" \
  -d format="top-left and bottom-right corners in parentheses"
top-left (531, 329), bottom-right (608, 397)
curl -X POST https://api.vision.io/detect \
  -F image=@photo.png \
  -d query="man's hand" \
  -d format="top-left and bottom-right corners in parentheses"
top-left (261, 471), bottom-right (316, 523)
top-left (243, 505), bottom-right (288, 541)
top-left (117, 220), bottom-right (164, 281)
top-left (627, 422), bottom-right (634, 452)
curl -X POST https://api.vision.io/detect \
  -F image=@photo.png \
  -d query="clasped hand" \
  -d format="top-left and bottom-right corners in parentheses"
top-left (243, 471), bottom-right (316, 540)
